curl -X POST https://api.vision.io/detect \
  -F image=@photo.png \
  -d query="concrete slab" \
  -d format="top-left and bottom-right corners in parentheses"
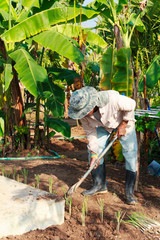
top-left (0, 176), bottom-right (65, 238)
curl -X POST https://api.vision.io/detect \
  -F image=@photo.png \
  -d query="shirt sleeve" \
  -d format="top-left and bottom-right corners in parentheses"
top-left (80, 118), bottom-right (98, 153)
top-left (116, 95), bottom-right (136, 122)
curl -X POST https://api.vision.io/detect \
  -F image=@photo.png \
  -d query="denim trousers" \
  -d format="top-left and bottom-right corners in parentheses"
top-left (88, 126), bottom-right (137, 172)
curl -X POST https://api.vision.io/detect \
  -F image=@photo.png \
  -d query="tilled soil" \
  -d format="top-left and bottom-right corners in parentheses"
top-left (0, 122), bottom-right (160, 240)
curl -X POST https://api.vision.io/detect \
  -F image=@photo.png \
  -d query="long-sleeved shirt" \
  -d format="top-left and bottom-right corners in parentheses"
top-left (80, 90), bottom-right (136, 153)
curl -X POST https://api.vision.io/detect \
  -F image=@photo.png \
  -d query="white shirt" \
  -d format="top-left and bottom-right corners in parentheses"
top-left (80, 90), bottom-right (136, 153)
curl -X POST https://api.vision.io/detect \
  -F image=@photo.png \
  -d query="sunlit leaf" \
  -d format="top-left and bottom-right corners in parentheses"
top-left (9, 48), bottom-right (48, 97)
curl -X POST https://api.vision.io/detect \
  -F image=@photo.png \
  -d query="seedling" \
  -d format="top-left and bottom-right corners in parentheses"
top-left (83, 196), bottom-right (88, 215)
top-left (115, 211), bottom-right (126, 232)
top-left (81, 202), bottom-right (86, 226)
top-left (1, 164), bottom-right (5, 176)
top-left (49, 177), bottom-right (53, 193)
top-left (17, 174), bottom-right (20, 182)
top-left (4, 170), bottom-right (11, 178)
top-left (35, 174), bottom-right (40, 188)
top-left (12, 167), bottom-right (17, 180)
top-left (62, 187), bottom-right (72, 216)
top-left (21, 168), bottom-right (28, 184)
top-left (97, 198), bottom-right (105, 223)
top-left (68, 196), bottom-right (72, 216)
top-left (75, 201), bottom-right (86, 227)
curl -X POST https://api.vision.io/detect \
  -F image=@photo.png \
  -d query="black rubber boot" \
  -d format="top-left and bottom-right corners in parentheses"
top-left (81, 163), bottom-right (108, 196)
top-left (125, 170), bottom-right (137, 204)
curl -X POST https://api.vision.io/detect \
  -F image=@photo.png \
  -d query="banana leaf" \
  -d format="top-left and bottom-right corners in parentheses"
top-left (33, 29), bottom-right (84, 64)
top-left (0, 110), bottom-right (4, 137)
top-left (113, 47), bottom-right (133, 96)
top-left (21, 0), bottom-right (40, 8)
top-left (1, 7), bottom-right (98, 43)
top-left (47, 117), bottom-right (71, 138)
top-left (40, 24), bottom-right (107, 49)
top-left (47, 67), bottom-right (79, 86)
top-left (128, 13), bottom-right (146, 32)
top-left (146, 55), bottom-right (160, 88)
top-left (99, 47), bottom-right (117, 90)
top-left (0, 0), bottom-right (17, 20)
top-left (4, 63), bottom-right (13, 91)
top-left (39, 79), bottom-right (65, 118)
top-left (9, 48), bottom-right (48, 97)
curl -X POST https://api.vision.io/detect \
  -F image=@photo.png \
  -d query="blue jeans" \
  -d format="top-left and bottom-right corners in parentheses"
top-left (88, 126), bottom-right (137, 172)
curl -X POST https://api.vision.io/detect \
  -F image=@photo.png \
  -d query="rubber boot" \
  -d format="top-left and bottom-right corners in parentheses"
top-left (125, 170), bottom-right (137, 204)
top-left (81, 163), bottom-right (108, 196)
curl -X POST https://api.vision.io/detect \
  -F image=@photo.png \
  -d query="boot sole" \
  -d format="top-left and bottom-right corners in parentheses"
top-left (127, 200), bottom-right (137, 205)
top-left (81, 189), bottom-right (108, 196)
top-left (91, 189), bottom-right (108, 196)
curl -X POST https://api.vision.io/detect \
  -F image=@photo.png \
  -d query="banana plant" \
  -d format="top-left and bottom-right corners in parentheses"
top-left (90, 0), bottom-right (146, 96)
top-left (0, 0), bottom-right (107, 144)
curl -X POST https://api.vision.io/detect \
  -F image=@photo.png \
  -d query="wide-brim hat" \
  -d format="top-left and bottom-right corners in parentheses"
top-left (68, 86), bottom-right (109, 120)
top-left (68, 87), bottom-right (98, 120)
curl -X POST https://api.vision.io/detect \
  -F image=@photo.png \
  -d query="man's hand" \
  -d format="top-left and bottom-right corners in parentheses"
top-left (89, 153), bottom-right (99, 169)
top-left (117, 120), bottom-right (128, 139)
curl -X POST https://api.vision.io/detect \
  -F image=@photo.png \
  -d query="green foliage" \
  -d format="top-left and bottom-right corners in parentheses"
top-left (40, 80), bottom-right (65, 118)
top-left (33, 29), bottom-right (84, 64)
top-left (48, 67), bottom-right (79, 86)
top-left (0, 110), bottom-right (5, 137)
top-left (100, 47), bottom-right (116, 90)
top-left (113, 48), bottom-right (133, 96)
top-left (100, 47), bottom-right (133, 96)
top-left (47, 117), bottom-right (71, 138)
top-left (9, 49), bottom-right (48, 97)
top-left (84, 61), bottom-right (100, 87)
top-left (14, 125), bottom-right (29, 148)
top-left (135, 115), bottom-right (159, 133)
top-left (1, 7), bottom-right (99, 43)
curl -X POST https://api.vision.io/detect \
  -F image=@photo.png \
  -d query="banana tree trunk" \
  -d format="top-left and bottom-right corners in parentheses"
top-left (11, 67), bottom-right (26, 127)
top-left (114, 24), bottom-right (123, 51)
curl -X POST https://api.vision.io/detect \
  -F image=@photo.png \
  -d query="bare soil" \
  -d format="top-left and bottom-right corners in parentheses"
top-left (0, 119), bottom-right (160, 240)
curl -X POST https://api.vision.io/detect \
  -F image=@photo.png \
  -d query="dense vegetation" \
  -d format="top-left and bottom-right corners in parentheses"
top-left (0, 0), bottom-right (159, 164)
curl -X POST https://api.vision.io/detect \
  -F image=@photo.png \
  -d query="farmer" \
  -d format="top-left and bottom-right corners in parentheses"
top-left (68, 86), bottom-right (138, 204)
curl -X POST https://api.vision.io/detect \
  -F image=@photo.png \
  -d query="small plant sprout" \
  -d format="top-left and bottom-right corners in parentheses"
top-left (17, 174), bottom-right (20, 182)
top-left (97, 198), bottom-right (105, 223)
top-left (12, 167), bottom-right (17, 180)
top-left (1, 165), bottom-right (5, 176)
top-left (68, 197), bottom-right (72, 216)
top-left (32, 183), bottom-right (36, 188)
top-left (35, 174), bottom-right (40, 188)
top-left (75, 201), bottom-right (86, 227)
top-left (62, 186), bottom-right (68, 200)
top-left (126, 212), bottom-right (160, 233)
top-left (81, 202), bottom-right (86, 226)
top-left (83, 196), bottom-right (88, 215)
top-left (53, 190), bottom-right (57, 195)
top-left (21, 168), bottom-right (28, 184)
top-left (115, 211), bottom-right (126, 232)
top-left (4, 169), bottom-right (11, 178)
top-left (62, 187), bottom-right (72, 216)
top-left (49, 177), bottom-right (53, 193)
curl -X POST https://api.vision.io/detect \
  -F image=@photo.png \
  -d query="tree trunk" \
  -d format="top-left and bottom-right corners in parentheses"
top-left (11, 67), bottom-right (26, 127)
top-left (114, 24), bottom-right (123, 51)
